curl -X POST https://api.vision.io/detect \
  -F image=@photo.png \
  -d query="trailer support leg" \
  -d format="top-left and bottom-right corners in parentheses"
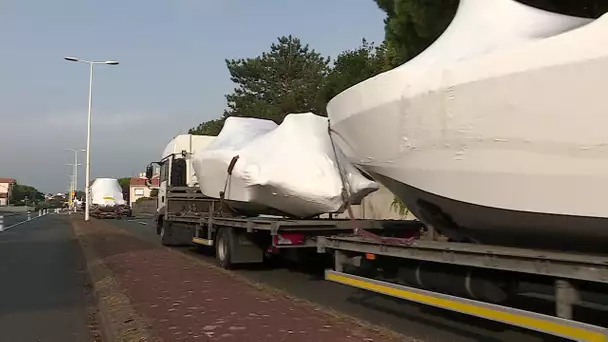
top-left (555, 279), bottom-right (578, 320)
top-left (334, 250), bottom-right (347, 273)
top-left (425, 225), bottom-right (438, 241)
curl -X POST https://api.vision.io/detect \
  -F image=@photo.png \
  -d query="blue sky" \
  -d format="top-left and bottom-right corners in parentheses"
top-left (0, 0), bottom-right (386, 193)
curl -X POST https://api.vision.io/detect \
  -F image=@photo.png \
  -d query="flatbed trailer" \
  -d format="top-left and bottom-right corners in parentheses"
top-left (317, 229), bottom-right (608, 341)
top-left (91, 208), bottom-right (130, 219)
top-left (157, 186), bottom-right (422, 269)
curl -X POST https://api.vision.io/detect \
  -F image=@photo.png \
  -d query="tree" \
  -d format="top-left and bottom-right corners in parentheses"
top-left (374, 0), bottom-right (458, 65)
top-left (11, 182), bottom-right (44, 205)
top-left (190, 35), bottom-right (331, 135)
top-left (118, 177), bottom-right (131, 204)
top-left (374, 0), bottom-right (608, 66)
top-left (224, 35), bottom-right (330, 123)
top-left (323, 39), bottom-right (395, 102)
top-left (188, 117), bottom-right (226, 136)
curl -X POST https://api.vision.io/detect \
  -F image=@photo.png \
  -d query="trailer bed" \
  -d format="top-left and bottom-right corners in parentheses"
top-left (318, 235), bottom-right (608, 341)
top-left (318, 235), bottom-right (608, 283)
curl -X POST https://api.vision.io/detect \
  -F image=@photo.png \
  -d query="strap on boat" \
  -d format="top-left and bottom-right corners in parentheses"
top-left (327, 121), bottom-right (415, 246)
top-left (219, 155), bottom-right (240, 217)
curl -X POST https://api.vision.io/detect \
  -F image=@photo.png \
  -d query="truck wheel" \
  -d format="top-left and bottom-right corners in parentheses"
top-left (156, 217), bottom-right (163, 235)
top-left (216, 228), bottom-right (233, 270)
top-left (160, 220), bottom-right (173, 246)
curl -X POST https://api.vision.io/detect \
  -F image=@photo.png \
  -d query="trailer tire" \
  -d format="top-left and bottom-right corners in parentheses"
top-left (156, 216), bottom-right (164, 235)
top-left (160, 220), bottom-right (173, 246)
top-left (216, 228), bottom-right (233, 270)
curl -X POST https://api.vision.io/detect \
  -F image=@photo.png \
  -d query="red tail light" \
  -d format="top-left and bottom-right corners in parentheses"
top-left (273, 233), bottom-right (305, 246)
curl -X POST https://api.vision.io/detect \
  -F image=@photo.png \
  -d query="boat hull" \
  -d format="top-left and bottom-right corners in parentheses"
top-left (370, 170), bottom-right (608, 254)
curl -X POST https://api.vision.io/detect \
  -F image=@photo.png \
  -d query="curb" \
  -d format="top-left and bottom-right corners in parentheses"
top-left (71, 218), bottom-right (154, 342)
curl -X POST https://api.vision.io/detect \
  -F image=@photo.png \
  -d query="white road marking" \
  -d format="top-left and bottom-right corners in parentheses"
top-left (1, 213), bottom-right (51, 232)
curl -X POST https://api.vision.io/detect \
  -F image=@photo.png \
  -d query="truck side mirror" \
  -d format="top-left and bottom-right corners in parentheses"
top-left (145, 165), bottom-right (153, 180)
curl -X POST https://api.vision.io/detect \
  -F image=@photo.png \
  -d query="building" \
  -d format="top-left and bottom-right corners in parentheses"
top-left (129, 173), bottom-right (159, 207)
top-left (0, 178), bottom-right (16, 206)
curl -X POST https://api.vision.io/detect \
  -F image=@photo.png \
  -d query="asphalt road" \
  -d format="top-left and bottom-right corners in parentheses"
top-left (0, 213), bottom-right (95, 341)
top-left (113, 216), bottom-right (573, 342)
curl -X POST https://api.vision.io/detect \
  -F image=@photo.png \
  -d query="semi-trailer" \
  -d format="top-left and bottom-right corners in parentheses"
top-left (144, 134), bottom-right (608, 341)
top-left (145, 134), bottom-right (419, 268)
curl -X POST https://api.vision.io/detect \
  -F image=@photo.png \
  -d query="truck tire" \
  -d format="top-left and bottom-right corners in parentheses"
top-left (156, 216), bottom-right (163, 235)
top-left (216, 228), bottom-right (233, 270)
top-left (160, 220), bottom-right (173, 246)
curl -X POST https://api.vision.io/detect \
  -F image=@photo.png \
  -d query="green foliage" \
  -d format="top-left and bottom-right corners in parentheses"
top-left (190, 37), bottom-right (390, 134)
top-left (150, 189), bottom-right (159, 198)
top-left (374, 0), bottom-right (608, 66)
top-left (374, 0), bottom-right (458, 65)
top-left (190, 35), bottom-right (331, 137)
top-left (189, 117), bottom-right (226, 136)
top-left (117, 177), bottom-right (131, 191)
top-left (390, 195), bottom-right (410, 217)
top-left (224, 35), bottom-right (330, 123)
top-left (11, 182), bottom-right (44, 205)
top-left (135, 197), bottom-right (150, 203)
top-left (117, 177), bottom-right (131, 203)
top-left (322, 39), bottom-right (396, 102)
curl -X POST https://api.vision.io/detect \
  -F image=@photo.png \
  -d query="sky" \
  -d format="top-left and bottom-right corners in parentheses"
top-left (0, 0), bottom-right (386, 194)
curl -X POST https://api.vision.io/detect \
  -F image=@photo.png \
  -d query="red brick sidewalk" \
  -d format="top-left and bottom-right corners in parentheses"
top-left (72, 218), bottom-right (412, 342)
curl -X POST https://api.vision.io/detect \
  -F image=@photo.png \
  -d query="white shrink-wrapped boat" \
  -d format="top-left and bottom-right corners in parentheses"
top-left (90, 178), bottom-right (126, 207)
top-left (327, 0), bottom-right (608, 252)
top-left (192, 113), bottom-right (379, 218)
top-left (89, 178), bottom-right (131, 218)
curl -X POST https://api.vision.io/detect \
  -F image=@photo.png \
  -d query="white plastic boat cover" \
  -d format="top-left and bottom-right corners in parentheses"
top-left (192, 113), bottom-right (379, 217)
top-left (328, 0), bottom-right (593, 161)
top-left (325, 0), bottom-right (608, 219)
top-left (90, 178), bottom-right (126, 207)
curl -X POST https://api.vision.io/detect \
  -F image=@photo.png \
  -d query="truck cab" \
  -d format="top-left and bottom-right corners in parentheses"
top-left (145, 134), bottom-right (215, 233)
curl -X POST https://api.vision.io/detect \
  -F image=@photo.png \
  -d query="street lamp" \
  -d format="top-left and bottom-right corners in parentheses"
top-left (66, 163), bottom-right (81, 211)
top-left (66, 173), bottom-right (75, 204)
top-left (66, 149), bottom-right (85, 194)
top-left (64, 56), bottom-right (119, 221)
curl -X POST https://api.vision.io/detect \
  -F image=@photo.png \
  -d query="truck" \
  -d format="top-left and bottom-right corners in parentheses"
top-left (145, 134), bottom-right (608, 341)
top-left (145, 134), bottom-right (418, 268)
top-left (89, 178), bottom-right (132, 219)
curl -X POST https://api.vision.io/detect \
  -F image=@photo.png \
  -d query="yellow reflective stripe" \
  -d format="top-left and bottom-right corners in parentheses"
top-left (327, 272), bottom-right (606, 342)
top-left (192, 237), bottom-right (213, 246)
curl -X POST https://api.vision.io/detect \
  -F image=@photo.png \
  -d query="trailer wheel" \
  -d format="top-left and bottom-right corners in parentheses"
top-left (160, 220), bottom-right (173, 246)
top-left (216, 228), bottom-right (233, 269)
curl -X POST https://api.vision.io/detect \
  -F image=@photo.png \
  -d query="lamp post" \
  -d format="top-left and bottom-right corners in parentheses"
top-left (66, 163), bottom-right (80, 212)
top-left (64, 56), bottom-right (119, 221)
top-left (66, 148), bottom-right (85, 198)
top-left (66, 174), bottom-right (75, 209)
